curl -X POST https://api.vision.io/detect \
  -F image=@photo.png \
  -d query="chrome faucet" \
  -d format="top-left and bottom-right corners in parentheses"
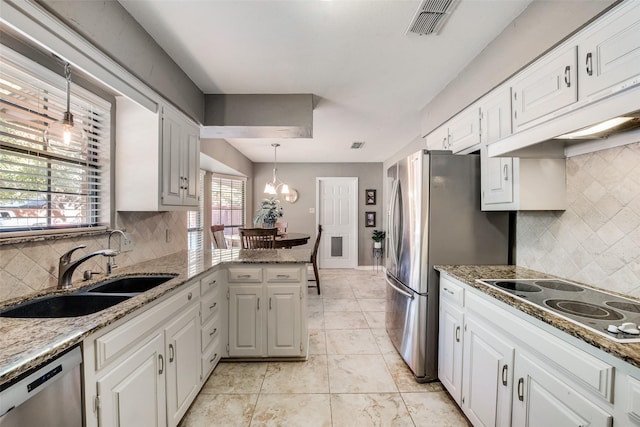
top-left (107, 230), bottom-right (128, 275)
top-left (58, 245), bottom-right (118, 289)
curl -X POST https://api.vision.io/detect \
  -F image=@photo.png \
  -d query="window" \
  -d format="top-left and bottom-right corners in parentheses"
top-left (211, 174), bottom-right (246, 241)
top-left (187, 170), bottom-right (205, 251)
top-left (0, 46), bottom-right (111, 235)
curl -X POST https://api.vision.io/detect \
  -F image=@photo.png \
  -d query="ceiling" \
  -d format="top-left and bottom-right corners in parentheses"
top-left (118, 0), bottom-right (531, 163)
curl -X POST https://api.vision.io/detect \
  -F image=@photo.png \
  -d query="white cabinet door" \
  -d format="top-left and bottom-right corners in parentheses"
top-left (480, 87), bottom-right (514, 208)
top-left (425, 124), bottom-right (450, 151)
top-left (512, 352), bottom-right (612, 427)
top-left (97, 333), bottom-right (166, 427)
top-left (228, 285), bottom-right (263, 357)
top-left (165, 303), bottom-right (200, 427)
top-left (438, 298), bottom-right (464, 404)
top-left (462, 316), bottom-right (515, 427)
top-left (161, 107), bottom-right (184, 207)
top-left (183, 130), bottom-right (200, 206)
top-left (512, 46), bottom-right (578, 132)
top-left (448, 106), bottom-right (481, 154)
top-left (267, 285), bottom-right (301, 357)
top-left (578, 1), bottom-right (640, 101)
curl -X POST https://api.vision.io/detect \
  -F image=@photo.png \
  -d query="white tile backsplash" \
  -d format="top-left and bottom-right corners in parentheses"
top-left (517, 141), bottom-right (640, 297)
top-left (0, 211), bottom-right (187, 303)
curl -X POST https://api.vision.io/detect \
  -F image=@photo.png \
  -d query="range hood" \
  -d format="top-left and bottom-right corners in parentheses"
top-left (488, 85), bottom-right (640, 158)
top-left (201, 94), bottom-right (313, 139)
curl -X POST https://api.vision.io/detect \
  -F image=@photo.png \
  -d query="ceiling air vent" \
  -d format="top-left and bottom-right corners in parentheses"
top-left (407, 0), bottom-right (460, 36)
top-left (351, 142), bottom-right (365, 149)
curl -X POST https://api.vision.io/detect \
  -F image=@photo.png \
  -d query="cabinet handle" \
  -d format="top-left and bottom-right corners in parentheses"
top-left (209, 328), bottom-right (217, 337)
top-left (210, 302), bottom-right (217, 310)
top-left (517, 377), bottom-right (524, 401)
top-left (257, 297), bottom-right (260, 310)
top-left (442, 287), bottom-right (454, 296)
top-left (210, 353), bottom-right (218, 363)
top-left (586, 52), bottom-right (593, 76)
top-left (442, 138), bottom-right (447, 149)
top-left (501, 364), bottom-right (508, 386)
top-left (269, 297), bottom-right (272, 310)
top-left (238, 274), bottom-right (251, 278)
top-left (276, 274), bottom-right (290, 278)
top-left (503, 164), bottom-right (508, 181)
top-left (208, 280), bottom-right (217, 287)
top-left (455, 326), bottom-right (461, 342)
top-left (169, 344), bottom-right (175, 363)
top-left (564, 65), bottom-right (571, 87)
top-left (158, 354), bottom-right (164, 374)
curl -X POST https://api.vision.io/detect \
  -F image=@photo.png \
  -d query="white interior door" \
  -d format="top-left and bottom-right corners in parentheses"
top-left (316, 177), bottom-right (358, 269)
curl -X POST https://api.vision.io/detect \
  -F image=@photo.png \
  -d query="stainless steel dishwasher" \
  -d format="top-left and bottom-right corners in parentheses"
top-left (0, 345), bottom-right (82, 427)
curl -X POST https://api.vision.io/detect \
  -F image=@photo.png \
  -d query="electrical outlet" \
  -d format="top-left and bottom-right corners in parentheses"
top-left (120, 234), bottom-right (135, 252)
top-left (309, 207), bottom-right (315, 214)
top-left (166, 229), bottom-right (172, 243)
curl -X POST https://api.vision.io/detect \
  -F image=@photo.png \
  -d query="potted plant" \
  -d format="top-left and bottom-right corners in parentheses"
top-left (254, 197), bottom-right (284, 228)
top-left (372, 229), bottom-right (385, 249)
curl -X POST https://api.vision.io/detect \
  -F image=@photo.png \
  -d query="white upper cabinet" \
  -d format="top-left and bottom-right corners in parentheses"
top-left (116, 98), bottom-right (200, 211)
top-left (578, 1), bottom-right (640, 102)
top-left (448, 106), bottom-right (481, 154)
top-left (511, 45), bottom-right (578, 133)
top-left (425, 123), bottom-right (450, 151)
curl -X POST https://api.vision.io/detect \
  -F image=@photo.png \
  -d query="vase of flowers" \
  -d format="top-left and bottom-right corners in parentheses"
top-left (372, 229), bottom-right (385, 248)
top-left (254, 197), bottom-right (284, 228)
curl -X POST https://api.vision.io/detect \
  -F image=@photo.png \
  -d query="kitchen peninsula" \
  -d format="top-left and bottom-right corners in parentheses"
top-left (0, 248), bottom-right (311, 427)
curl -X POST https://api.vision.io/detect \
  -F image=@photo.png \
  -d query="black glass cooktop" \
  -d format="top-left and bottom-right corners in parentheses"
top-left (477, 278), bottom-right (640, 342)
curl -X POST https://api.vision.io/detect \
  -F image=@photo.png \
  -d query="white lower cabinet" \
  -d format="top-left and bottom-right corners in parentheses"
top-left (438, 273), bottom-right (619, 427)
top-left (462, 315), bottom-right (514, 427)
top-left (96, 332), bottom-right (167, 427)
top-left (512, 352), bottom-right (612, 427)
top-left (84, 281), bottom-right (201, 427)
top-left (438, 279), bottom-right (464, 405)
top-left (165, 304), bottom-right (200, 426)
top-left (226, 266), bottom-right (307, 359)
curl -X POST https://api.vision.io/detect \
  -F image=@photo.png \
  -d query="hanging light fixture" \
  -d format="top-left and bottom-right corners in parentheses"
top-left (264, 143), bottom-right (290, 195)
top-left (46, 62), bottom-right (84, 151)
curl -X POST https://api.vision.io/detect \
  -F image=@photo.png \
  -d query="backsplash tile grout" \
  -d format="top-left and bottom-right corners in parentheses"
top-left (517, 141), bottom-right (640, 297)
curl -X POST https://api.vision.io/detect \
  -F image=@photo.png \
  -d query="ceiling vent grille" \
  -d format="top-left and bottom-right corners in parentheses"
top-left (407, 0), bottom-right (460, 36)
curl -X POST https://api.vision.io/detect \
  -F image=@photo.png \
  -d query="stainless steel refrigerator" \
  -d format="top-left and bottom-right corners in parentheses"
top-left (385, 150), bottom-right (509, 382)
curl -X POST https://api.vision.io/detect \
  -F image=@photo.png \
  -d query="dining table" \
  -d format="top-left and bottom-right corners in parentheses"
top-left (226, 232), bottom-right (311, 249)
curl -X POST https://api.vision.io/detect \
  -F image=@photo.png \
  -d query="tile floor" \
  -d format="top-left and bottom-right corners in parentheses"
top-left (179, 269), bottom-right (470, 427)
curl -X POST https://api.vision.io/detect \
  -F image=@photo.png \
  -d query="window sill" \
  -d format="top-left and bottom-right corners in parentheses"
top-left (0, 226), bottom-right (109, 246)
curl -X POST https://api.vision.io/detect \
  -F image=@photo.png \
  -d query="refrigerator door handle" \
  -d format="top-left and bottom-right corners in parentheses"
top-left (386, 277), bottom-right (414, 299)
top-left (388, 179), bottom-right (400, 266)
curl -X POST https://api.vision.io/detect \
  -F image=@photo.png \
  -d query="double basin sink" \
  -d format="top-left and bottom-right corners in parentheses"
top-left (0, 274), bottom-right (176, 319)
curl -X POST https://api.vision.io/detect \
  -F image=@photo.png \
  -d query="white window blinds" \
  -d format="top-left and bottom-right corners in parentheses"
top-left (0, 46), bottom-right (111, 234)
top-left (187, 170), bottom-right (205, 251)
top-left (211, 174), bottom-right (246, 239)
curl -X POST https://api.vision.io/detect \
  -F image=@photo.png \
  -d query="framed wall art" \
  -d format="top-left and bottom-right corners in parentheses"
top-left (365, 211), bottom-right (376, 227)
top-left (365, 189), bottom-right (376, 205)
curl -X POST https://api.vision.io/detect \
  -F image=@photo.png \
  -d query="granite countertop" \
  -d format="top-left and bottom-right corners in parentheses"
top-left (436, 265), bottom-right (640, 370)
top-left (0, 248), bottom-right (310, 386)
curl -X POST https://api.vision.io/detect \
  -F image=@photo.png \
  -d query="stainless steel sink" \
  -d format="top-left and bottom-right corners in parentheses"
top-left (0, 294), bottom-right (131, 318)
top-left (84, 274), bottom-right (175, 294)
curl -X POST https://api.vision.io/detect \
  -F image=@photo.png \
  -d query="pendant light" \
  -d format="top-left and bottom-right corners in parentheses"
top-left (264, 143), bottom-right (290, 195)
top-left (46, 62), bottom-right (84, 151)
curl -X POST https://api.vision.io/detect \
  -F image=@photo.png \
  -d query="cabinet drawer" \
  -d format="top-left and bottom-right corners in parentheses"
top-left (201, 335), bottom-right (222, 379)
top-left (228, 268), bottom-right (262, 283)
top-left (266, 267), bottom-right (301, 283)
top-left (466, 291), bottom-right (614, 402)
top-left (627, 375), bottom-right (640, 423)
top-left (201, 313), bottom-right (221, 351)
top-left (200, 288), bottom-right (221, 324)
top-left (200, 270), bottom-right (221, 296)
top-left (440, 275), bottom-right (464, 306)
top-left (95, 282), bottom-right (199, 370)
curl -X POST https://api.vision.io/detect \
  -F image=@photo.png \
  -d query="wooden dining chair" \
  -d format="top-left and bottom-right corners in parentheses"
top-left (239, 227), bottom-right (277, 249)
top-left (210, 224), bottom-right (227, 249)
top-left (308, 225), bottom-right (322, 295)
